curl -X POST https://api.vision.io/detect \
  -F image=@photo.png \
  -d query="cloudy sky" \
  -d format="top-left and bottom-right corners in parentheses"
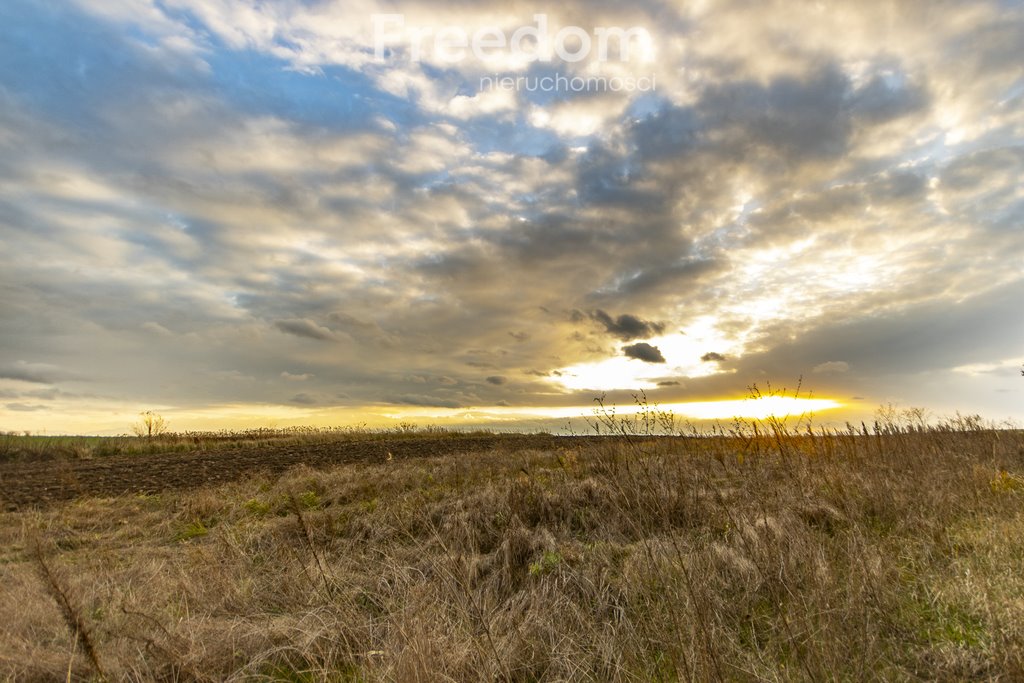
top-left (1, 0), bottom-right (1022, 434)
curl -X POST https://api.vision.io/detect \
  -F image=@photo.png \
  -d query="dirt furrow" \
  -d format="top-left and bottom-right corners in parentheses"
top-left (0, 435), bottom-right (586, 510)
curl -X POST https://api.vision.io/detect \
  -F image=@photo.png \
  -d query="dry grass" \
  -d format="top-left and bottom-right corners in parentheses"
top-left (1, 419), bottom-right (1022, 681)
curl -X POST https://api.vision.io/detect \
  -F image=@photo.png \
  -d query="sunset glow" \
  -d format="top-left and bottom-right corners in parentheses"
top-left (384, 396), bottom-right (843, 422)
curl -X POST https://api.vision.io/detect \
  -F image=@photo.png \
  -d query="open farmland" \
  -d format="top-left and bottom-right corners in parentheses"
top-left (0, 433), bottom-right (588, 511)
top-left (1, 423), bottom-right (1023, 681)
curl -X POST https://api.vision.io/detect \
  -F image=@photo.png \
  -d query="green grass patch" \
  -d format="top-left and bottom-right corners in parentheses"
top-left (174, 519), bottom-right (211, 542)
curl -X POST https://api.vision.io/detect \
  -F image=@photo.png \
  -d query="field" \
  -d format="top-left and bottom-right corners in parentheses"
top-left (0, 431), bottom-right (574, 510)
top-left (1, 417), bottom-right (1023, 681)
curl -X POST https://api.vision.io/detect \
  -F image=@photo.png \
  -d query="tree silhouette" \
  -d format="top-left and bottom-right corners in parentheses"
top-left (132, 411), bottom-right (168, 438)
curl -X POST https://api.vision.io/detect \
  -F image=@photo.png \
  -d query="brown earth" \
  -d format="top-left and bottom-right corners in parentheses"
top-left (0, 434), bottom-right (602, 511)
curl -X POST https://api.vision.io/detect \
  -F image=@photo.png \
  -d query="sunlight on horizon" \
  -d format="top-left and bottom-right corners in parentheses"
top-left (0, 395), bottom-right (844, 436)
top-left (551, 318), bottom-right (747, 392)
top-left (383, 395), bottom-right (843, 422)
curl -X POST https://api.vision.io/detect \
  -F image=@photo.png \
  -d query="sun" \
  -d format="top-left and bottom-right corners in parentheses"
top-left (551, 317), bottom-right (745, 392)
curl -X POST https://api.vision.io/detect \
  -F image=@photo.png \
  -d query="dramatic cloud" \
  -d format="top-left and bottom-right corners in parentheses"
top-left (590, 311), bottom-right (666, 341)
top-left (623, 343), bottom-right (666, 364)
top-left (1, 0), bottom-right (1022, 432)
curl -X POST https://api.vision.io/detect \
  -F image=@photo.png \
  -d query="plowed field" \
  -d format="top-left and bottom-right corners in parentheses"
top-left (0, 434), bottom-right (594, 510)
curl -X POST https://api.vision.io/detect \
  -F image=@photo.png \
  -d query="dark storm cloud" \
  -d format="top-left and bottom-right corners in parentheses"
top-left (623, 343), bottom-right (666, 364)
top-left (485, 376), bottom-right (507, 385)
top-left (590, 311), bottom-right (665, 340)
top-left (701, 353), bottom-right (727, 362)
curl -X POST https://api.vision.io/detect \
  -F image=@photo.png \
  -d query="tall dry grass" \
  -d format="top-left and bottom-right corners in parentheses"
top-left (1, 411), bottom-right (1022, 681)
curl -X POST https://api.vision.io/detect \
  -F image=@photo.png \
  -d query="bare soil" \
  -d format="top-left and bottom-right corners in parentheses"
top-left (0, 434), bottom-right (592, 510)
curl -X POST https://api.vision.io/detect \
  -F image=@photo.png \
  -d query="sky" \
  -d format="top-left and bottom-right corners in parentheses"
top-left (0, 0), bottom-right (1022, 435)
